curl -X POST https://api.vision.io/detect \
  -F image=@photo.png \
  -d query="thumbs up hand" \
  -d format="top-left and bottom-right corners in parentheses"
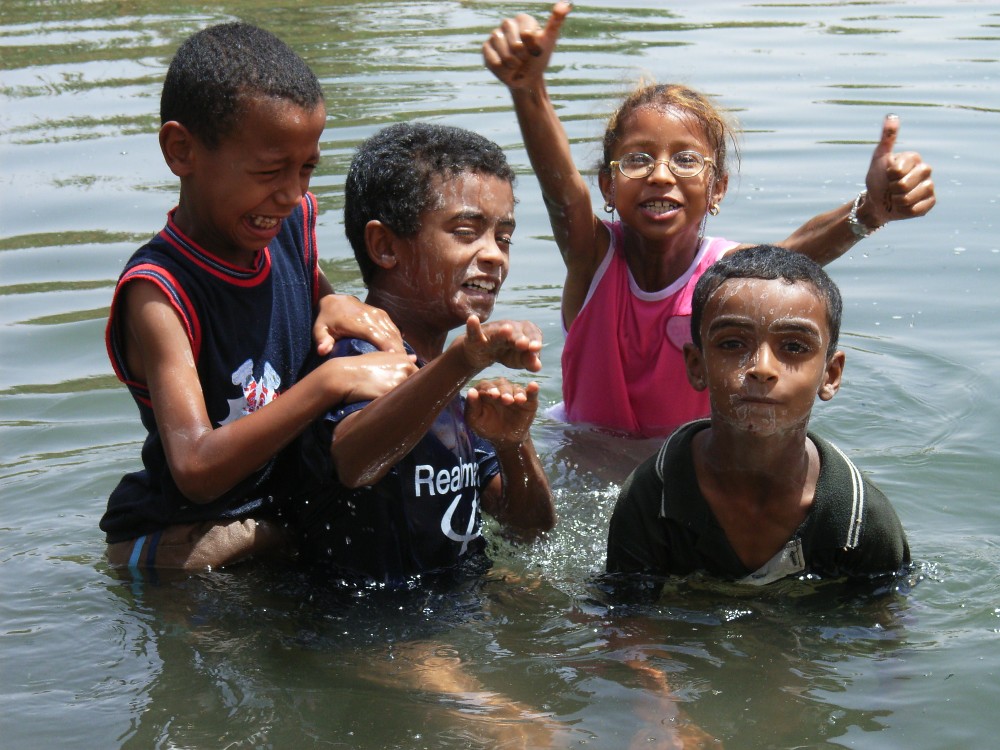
top-left (860, 115), bottom-right (936, 230)
top-left (483, 2), bottom-right (572, 90)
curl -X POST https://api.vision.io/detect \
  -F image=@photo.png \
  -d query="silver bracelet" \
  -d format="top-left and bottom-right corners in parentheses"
top-left (847, 190), bottom-right (881, 240)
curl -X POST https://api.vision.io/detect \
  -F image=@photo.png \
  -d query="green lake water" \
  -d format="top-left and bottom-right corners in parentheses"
top-left (2, 1), bottom-right (998, 747)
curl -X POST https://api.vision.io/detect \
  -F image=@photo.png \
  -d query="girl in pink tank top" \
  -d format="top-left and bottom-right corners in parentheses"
top-left (484, 2), bottom-right (935, 436)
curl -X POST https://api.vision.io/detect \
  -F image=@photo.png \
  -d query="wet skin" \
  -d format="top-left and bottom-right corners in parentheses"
top-left (598, 106), bottom-right (728, 292)
top-left (366, 171), bottom-right (516, 362)
top-left (685, 276), bottom-right (843, 438)
top-left (162, 95), bottom-right (327, 268)
top-left (681, 276), bottom-right (847, 568)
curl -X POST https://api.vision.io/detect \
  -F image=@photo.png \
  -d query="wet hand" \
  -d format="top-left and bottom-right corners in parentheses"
top-left (466, 378), bottom-right (540, 445)
top-left (461, 315), bottom-right (543, 373)
top-left (862, 114), bottom-right (936, 229)
top-left (483, 1), bottom-right (572, 89)
top-left (313, 294), bottom-right (406, 356)
top-left (330, 351), bottom-right (417, 403)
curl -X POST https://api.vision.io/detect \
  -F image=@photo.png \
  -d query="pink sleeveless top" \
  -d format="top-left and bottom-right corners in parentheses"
top-left (560, 221), bottom-right (737, 437)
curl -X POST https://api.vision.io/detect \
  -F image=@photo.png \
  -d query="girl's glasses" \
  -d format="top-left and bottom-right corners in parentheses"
top-left (610, 151), bottom-right (715, 179)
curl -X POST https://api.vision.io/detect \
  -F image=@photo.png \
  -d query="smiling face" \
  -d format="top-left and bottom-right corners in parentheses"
top-left (165, 94), bottom-right (327, 267)
top-left (600, 105), bottom-right (727, 251)
top-left (388, 170), bottom-right (515, 332)
top-left (684, 276), bottom-right (845, 436)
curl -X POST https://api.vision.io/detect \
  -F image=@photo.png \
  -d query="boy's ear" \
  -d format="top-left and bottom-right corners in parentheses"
top-left (683, 342), bottom-right (708, 391)
top-left (159, 121), bottom-right (197, 177)
top-left (817, 350), bottom-right (846, 401)
top-left (364, 220), bottom-right (400, 271)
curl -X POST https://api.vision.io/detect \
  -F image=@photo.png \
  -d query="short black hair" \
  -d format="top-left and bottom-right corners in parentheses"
top-left (344, 122), bottom-right (516, 284)
top-left (690, 244), bottom-right (843, 356)
top-left (160, 22), bottom-right (324, 148)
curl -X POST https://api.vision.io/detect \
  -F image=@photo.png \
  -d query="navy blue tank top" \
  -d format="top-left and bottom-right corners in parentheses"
top-left (294, 338), bottom-right (501, 586)
top-left (100, 194), bottom-right (320, 542)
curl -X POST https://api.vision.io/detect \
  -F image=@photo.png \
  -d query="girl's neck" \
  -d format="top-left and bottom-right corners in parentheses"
top-left (621, 228), bottom-right (702, 292)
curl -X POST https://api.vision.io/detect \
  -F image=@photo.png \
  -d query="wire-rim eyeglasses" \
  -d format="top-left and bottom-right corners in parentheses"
top-left (610, 151), bottom-right (715, 179)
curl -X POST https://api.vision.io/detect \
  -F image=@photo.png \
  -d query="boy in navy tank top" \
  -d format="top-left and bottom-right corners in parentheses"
top-left (101, 23), bottom-right (417, 571)
top-left (291, 123), bottom-right (556, 586)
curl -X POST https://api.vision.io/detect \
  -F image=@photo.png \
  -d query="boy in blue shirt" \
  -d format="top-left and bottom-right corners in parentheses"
top-left (292, 122), bottom-right (555, 585)
top-left (101, 23), bottom-right (416, 571)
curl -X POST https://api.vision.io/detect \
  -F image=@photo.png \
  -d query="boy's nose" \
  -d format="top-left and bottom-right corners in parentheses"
top-left (478, 238), bottom-right (508, 267)
top-left (746, 343), bottom-right (779, 381)
top-left (273, 174), bottom-right (306, 208)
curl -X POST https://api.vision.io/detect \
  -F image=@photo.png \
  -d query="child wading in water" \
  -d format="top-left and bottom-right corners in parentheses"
top-left (101, 23), bottom-right (415, 571)
top-left (605, 245), bottom-right (910, 588)
top-left (292, 122), bottom-right (555, 586)
top-left (484, 2), bottom-right (936, 437)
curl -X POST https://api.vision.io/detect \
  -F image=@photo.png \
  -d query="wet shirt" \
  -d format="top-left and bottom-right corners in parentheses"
top-left (100, 195), bottom-right (321, 542)
top-left (296, 338), bottom-right (501, 586)
top-left (606, 420), bottom-right (911, 584)
top-left (560, 222), bottom-right (737, 437)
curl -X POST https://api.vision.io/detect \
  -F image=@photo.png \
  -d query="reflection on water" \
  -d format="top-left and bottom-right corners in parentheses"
top-left (2, 1), bottom-right (999, 748)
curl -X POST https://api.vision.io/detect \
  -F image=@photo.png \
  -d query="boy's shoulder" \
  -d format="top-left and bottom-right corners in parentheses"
top-left (617, 419), bottom-right (710, 519)
top-left (806, 432), bottom-right (909, 564)
top-left (653, 419), bottom-right (711, 482)
top-left (809, 430), bottom-right (887, 516)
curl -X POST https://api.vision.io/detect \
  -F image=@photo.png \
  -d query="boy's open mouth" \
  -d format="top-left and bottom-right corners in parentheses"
top-left (248, 214), bottom-right (280, 230)
top-left (463, 278), bottom-right (498, 293)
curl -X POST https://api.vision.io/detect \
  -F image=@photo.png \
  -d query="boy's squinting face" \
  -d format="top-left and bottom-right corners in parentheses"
top-left (685, 276), bottom-right (844, 436)
top-left (397, 171), bottom-right (514, 327)
top-left (169, 95), bottom-right (326, 265)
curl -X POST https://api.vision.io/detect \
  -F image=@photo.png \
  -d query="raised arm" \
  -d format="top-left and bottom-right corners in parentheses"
top-left (771, 115), bottom-right (936, 265)
top-left (330, 316), bottom-right (543, 488)
top-left (484, 3), bottom-right (610, 306)
top-left (123, 280), bottom-right (415, 503)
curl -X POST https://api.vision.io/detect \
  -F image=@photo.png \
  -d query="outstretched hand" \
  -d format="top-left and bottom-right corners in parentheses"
top-left (862, 114), bottom-right (936, 229)
top-left (466, 378), bottom-right (540, 446)
top-left (483, 1), bottom-right (572, 89)
top-left (460, 315), bottom-right (543, 374)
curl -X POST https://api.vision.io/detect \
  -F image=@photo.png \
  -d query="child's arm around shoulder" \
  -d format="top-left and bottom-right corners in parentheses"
top-left (312, 271), bottom-right (407, 356)
top-left (121, 280), bottom-right (414, 503)
top-left (329, 315), bottom-right (543, 489)
top-left (468, 378), bottom-right (555, 536)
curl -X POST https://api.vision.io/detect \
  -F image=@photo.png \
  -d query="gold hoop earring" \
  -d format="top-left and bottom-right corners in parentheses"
top-left (709, 203), bottom-right (720, 216)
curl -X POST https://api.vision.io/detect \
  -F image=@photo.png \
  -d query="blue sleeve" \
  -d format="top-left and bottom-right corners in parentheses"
top-left (472, 431), bottom-right (501, 490)
top-left (324, 338), bottom-right (376, 426)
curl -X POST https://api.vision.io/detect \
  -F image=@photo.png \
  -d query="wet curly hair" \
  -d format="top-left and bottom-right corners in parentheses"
top-left (344, 122), bottom-right (516, 285)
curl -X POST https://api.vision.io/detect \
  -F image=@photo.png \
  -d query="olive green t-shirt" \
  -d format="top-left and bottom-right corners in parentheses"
top-left (606, 420), bottom-right (911, 584)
